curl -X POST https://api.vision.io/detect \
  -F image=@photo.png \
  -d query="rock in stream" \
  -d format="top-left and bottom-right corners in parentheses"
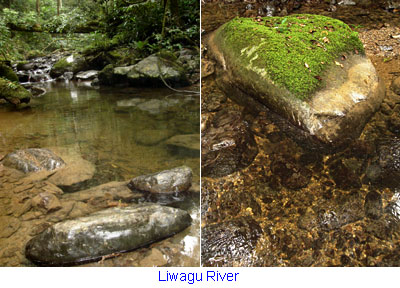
top-left (1, 148), bottom-right (65, 173)
top-left (128, 166), bottom-right (193, 194)
top-left (25, 203), bottom-right (192, 265)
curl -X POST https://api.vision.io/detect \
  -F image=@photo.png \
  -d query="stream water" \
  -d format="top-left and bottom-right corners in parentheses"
top-left (0, 80), bottom-right (200, 266)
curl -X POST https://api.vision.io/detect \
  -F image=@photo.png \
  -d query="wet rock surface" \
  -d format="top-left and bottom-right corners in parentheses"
top-left (25, 204), bottom-right (192, 265)
top-left (201, 109), bottom-right (258, 177)
top-left (1, 148), bottom-right (65, 173)
top-left (128, 166), bottom-right (192, 194)
top-left (201, 217), bottom-right (263, 267)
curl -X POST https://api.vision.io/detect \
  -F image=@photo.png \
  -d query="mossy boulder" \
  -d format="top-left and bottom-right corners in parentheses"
top-left (110, 54), bottom-right (189, 87)
top-left (50, 54), bottom-right (89, 78)
top-left (0, 77), bottom-right (31, 105)
top-left (209, 14), bottom-right (384, 144)
top-left (0, 63), bottom-right (19, 82)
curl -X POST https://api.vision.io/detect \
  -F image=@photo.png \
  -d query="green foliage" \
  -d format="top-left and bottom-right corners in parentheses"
top-left (0, 17), bottom-right (10, 59)
top-left (100, 0), bottom-right (199, 54)
top-left (44, 9), bottom-right (90, 33)
top-left (2, 8), bottom-right (38, 29)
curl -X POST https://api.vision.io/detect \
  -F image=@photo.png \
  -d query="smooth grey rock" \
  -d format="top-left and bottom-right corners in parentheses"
top-left (1, 148), bottom-right (65, 173)
top-left (75, 70), bottom-right (99, 80)
top-left (113, 54), bottom-right (188, 86)
top-left (25, 204), bottom-right (192, 265)
top-left (128, 166), bottom-right (192, 194)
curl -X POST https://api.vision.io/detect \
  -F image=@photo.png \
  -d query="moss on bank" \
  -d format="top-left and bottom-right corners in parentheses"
top-left (0, 63), bottom-right (19, 82)
top-left (215, 14), bottom-right (364, 100)
top-left (0, 77), bottom-right (31, 105)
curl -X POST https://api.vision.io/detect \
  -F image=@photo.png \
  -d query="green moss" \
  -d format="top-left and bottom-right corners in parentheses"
top-left (0, 77), bottom-right (31, 104)
top-left (53, 58), bottom-right (70, 71)
top-left (215, 14), bottom-right (365, 100)
top-left (26, 50), bottom-right (45, 60)
top-left (0, 63), bottom-right (19, 82)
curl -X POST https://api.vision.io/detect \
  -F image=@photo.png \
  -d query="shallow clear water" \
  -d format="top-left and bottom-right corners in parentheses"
top-left (0, 80), bottom-right (200, 266)
top-left (0, 81), bottom-right (200, 183)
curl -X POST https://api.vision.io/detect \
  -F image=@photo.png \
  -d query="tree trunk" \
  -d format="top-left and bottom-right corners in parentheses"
top-left (57, 0), bottom-right (62, 16)
top-left (36, 0), bottom-right (40, 16)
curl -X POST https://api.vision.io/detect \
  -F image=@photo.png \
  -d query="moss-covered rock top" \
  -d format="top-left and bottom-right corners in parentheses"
top-left (0, 77), bottom-right (31, 105)
top-left (215, 14), bottom-right (365, 100)
top-left (0, 63), bottom-right (19, 82)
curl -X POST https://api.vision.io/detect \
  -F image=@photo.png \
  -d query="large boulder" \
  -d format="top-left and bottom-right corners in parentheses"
top-left (1, 148), bottom-right (65, 173)
top-left (101, 54), bottom-right (189, 87)
top-left (0, 77), bottom-right (31, 105)
top-left (208, 14), bottom-right (384, 144)
top-left (128, 166), bottom-right (192, 194)
top-left (25, 204), bottom-right (192, 265)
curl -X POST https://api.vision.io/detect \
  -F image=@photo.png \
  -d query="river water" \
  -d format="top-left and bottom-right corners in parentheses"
top-left (0, 81), bottom-right (200, 266)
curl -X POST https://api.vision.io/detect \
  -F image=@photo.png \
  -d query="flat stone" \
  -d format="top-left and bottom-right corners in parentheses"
top-left (75, 70), bottom-right (99, 80)
top-left (134, 129), bottom-right (174, 146)
top-left (138, 248), bottom-right (168, 267)
top-left (128, 166), bottom-right (192, 194)
top-left (48, 154), bottom-right (95, 190)
top-left (25, 204), bottom-right (192, 265)
top-left (62, 181), bottom-right (140, 203)
top-left (0, 216), bottom-right (20, 238)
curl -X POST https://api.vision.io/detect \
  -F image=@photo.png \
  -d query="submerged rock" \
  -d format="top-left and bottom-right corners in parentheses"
top-left (128, 166), bottom-right (192, 194)
top-left (377, 137), bottom-right (400, 188)
top-left (364, 191), bottom-right (383, 220)
top-left (1, 148), bottom-right (65, 173)
top-left (201, 217), bottom-right (263, 267)
top-left (208, 15), bottom-right (384, 144)
top-left (165, 134), bottom-right (200, 151)
top-left (202, 109), bottom-right (258, 177)
top-left (25, 204), bottom-right (192, 265)
top-left (62, 181), bottom-right (141, 203)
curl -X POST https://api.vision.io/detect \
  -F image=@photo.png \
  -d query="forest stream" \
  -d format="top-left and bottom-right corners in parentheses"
top-left (0, 76), bottom-right (200, 267)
